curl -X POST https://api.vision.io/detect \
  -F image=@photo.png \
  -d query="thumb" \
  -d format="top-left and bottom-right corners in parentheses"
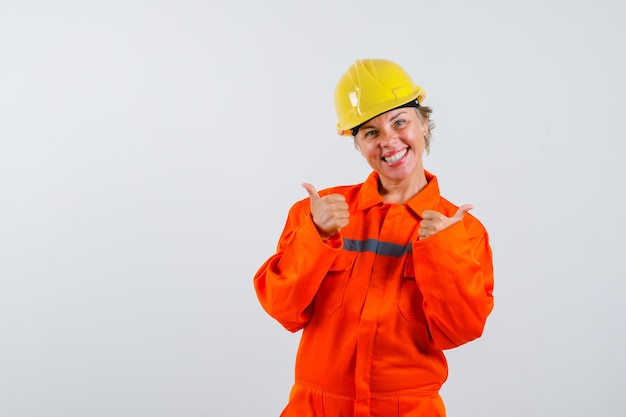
top-left (452, 204), bottom-right (474, 221)
top-left (301, 182), bottom-right (320, 202)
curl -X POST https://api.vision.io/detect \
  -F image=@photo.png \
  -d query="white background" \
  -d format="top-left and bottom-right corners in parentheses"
top-left (1, 1), bottom-right (625, 416)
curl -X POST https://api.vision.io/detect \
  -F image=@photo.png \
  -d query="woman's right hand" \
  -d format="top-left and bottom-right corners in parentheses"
top-left (302, 183), bottom-right (350, 240)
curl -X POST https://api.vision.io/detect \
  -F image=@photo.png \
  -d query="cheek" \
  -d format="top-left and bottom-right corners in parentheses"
top-left (414, 118), bottom-right (428, 137)
top-left (416, 137), bottom-right (426, 152)
top-left (358, 142), bottom-right (375, 158)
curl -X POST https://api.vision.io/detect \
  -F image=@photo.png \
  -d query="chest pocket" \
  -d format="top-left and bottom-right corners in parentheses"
top-left (398, 255), bottom-right (428, 323)
top-left (313, 251), bottom-right (357, 314)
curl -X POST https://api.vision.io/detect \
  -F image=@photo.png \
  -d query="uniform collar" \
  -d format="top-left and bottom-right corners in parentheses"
top-left (358, 170), bottom-right (441, 218)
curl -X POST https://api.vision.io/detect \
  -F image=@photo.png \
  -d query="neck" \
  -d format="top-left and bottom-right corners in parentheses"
top-left (378, 170), bottom-right (428, 204)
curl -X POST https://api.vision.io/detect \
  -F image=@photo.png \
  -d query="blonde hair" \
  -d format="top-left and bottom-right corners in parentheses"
top-left (417, 106), bottom-right (434, 154)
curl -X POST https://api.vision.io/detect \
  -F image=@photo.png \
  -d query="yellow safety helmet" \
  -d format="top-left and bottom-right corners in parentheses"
top-left (334, 59), bottom-right (426, 136)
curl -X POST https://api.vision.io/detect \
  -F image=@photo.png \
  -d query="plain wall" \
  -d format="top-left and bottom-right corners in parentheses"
top-left (1, 1), bottom-right (624, 416)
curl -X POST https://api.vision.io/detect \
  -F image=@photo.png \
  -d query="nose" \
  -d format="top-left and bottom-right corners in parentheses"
top-left (378, 128), bottom-right (397, 147)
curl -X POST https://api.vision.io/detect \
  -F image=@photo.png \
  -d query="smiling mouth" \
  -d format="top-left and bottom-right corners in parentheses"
top-left (383, 148), bottom-right (408, 164)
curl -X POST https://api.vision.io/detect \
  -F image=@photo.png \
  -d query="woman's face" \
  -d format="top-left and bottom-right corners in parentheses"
top-left (355, 108), bottom-right (429, 186)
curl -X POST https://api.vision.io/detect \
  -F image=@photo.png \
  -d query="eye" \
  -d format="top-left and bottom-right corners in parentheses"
top-left (362, 129), bottom-right (377, 138)
top-left (394, 119), bottom-right (407, 128)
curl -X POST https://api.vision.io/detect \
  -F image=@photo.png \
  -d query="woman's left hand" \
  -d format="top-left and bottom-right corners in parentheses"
top-left (418, 204), bottom-right (474, 240)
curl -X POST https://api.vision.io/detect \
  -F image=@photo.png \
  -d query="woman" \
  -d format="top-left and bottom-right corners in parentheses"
top-left (254, 58), bottom-right (494, 417)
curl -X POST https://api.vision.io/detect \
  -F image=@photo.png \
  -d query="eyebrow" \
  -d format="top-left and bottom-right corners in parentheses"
top-left (389, 110), bottom-right (407, 122)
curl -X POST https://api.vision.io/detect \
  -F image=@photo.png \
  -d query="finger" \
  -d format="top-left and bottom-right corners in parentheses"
top-left (337, 217), bottom-right (350, 229)
top-left (334, 211), bottom-right (351, 221)
top-left (327, 200), bottom-right (349, 211)
top-left (421, 209), bottom-right (439, 220)
top-left (324, 194), bottom-right (347, 203)
top-left (301, 183), bottom-right (320, 202)
top-left (452, 204), bottom-right (474, 221)
top-left (418, 224), bottom-right (434, 235)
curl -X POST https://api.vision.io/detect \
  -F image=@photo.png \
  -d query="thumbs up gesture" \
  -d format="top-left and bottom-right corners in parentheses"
top-left (302, 183), bottom-right (350, 240)
top-left (418, 204), bottom-right (474, 240)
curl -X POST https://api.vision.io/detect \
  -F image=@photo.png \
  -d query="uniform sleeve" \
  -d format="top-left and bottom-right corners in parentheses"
top-left (411, 216), bottom-right (494, 350)
top-left (253, 200), bottom-right (344, 332)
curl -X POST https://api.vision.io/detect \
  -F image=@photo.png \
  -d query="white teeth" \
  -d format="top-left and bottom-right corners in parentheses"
top-left (384, 149), bottom-right (407, 164)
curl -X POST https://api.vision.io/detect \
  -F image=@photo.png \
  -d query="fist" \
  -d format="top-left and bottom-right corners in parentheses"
top-left (302, 183), bottom-right (350, 240)
top-left (418, 204), bottom-right (474, 240)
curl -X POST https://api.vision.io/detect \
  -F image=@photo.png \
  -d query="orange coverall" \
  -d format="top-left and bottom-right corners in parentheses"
top-left (254, 171), bottom-right (494, 417)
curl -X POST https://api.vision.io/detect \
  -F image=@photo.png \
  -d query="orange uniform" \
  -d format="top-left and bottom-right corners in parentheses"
top-left (254, 171), bottom-right (494, 417)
